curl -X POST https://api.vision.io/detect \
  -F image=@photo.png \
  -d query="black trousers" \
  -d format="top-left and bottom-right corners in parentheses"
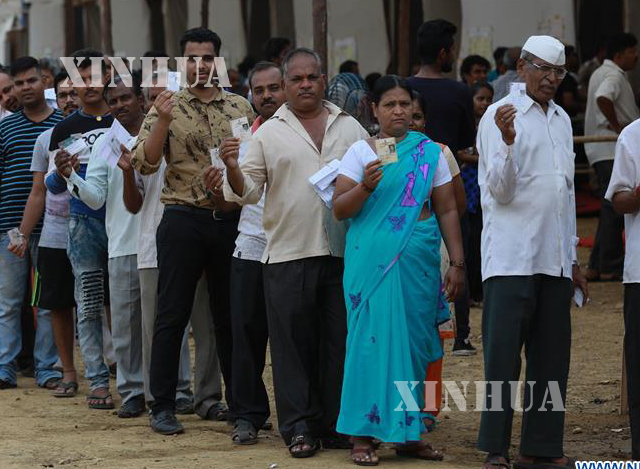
top-left (589, 160), bottom-right (624, 276)
top-left (230, 257), bottom-right (269, 429)
top-left (624, 283), bottom-right (640, 460)
top-left (466, 209), bottom-right (483, 303)
top-left (150, 206), bottom-right (238, 414)
top-left (263, 256), bottom-right (347, 444)
top-left (478, 275), bottom-right (572, 458)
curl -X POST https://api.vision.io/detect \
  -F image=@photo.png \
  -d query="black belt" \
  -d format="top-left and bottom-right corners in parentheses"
top-left (165, 204), bottom-right (240, 222)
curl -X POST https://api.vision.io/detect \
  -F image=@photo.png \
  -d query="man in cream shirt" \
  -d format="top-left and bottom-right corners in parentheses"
top-left (605, 117), bottom-right (640, 462)
top-left (477, 36), bottom-right (588, 469)
top-left (222, 48), bottom-right (368, 458)
top-left (584, 32), bottom-right (639, 282)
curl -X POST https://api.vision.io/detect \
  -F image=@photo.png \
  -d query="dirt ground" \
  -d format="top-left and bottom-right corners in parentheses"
top-left (0, 217), bottom-right (633, 469)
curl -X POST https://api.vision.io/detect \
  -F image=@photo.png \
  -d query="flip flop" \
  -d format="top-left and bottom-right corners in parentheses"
top-left (484, 454), bottom-right (511, 468)
top-left (395, 441), bottom-right (444, 461)
top-left (53, 381), bottom-right (78, 398)
top-left (41, 377), bottom-right (62, 390)
top-left (232, 420), bottom-right (258, 445)
top-left (86, 392), bottom-right (115, 410)
top-left (350, 446), bottom-right (379, 466)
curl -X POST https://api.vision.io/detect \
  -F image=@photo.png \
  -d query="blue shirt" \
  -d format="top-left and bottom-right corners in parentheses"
top-left (0, 109), bottom-right (63, 235)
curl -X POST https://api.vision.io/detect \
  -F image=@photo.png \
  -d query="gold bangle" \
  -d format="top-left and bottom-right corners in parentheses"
top-left (449, 259), bottom-right (465, 268)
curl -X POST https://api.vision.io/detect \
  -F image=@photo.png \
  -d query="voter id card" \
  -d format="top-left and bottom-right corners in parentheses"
top-left (209, 148), bottom-right (225, 169)
top-left (375, 137), bottom-right (398, 165)
top-left (509, 82), bottom-right (527, 107)
top-left (231, 117), bottom-right (251, 142)
top-left (59, 135), bottom-right (88, 155)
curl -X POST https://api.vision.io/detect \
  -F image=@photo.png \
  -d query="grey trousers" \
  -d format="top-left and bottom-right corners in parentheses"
top-left (478, 274), bottom-right (572, 458)
top-left (108, 255), bottom-right (144, 404)
top-left (139, 268), bottom-right (222, 417)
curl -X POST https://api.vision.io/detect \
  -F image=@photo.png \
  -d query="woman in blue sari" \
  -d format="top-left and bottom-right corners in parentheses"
top-left (333, 75), bottom-right (465, 466)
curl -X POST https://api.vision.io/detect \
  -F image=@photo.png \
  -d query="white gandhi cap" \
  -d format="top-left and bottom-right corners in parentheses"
top-left (522, 35), bottom-right (566, 66)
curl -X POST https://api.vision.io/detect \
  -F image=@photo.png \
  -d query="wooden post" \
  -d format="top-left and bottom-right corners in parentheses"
top-left (99, 0), bottom-right (114, 56)
top-left (201, 0), bottom-right (210, 28)
top-left (64, 0), bottom-right (74, 55)
top-left (312, 0), bottom-right (327, 74)
top-left (397, 0), bottom-right (411, 76)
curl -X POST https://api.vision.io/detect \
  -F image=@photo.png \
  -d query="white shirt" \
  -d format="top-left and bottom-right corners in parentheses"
top-left (605, 118), bottom-right (640, 283)
top-left (585, 59), bottom-right (640, 165)
top-left (477, 95), bottom-right (578, 281)
top-left (67, 134), bottom-right (140, 258)
top-left (338, 139), bottom-right (452, 192)
top-left (136, 160), bottom-right (166, 269)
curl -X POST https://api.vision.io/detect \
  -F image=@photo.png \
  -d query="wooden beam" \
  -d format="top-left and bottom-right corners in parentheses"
top-left (201, 0), bottom-right (210, 28)
top-left (99, 0), bottom-right (114, 56)
top-left (312, 0), bottom-right (327, 74)
top-left (64, 0), bottom-right (75, 55)
top-left (397, 0), bottom-right (411, 76)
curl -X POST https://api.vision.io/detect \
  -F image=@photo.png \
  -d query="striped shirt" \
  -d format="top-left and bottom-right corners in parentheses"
top-left (0, 109), bottom-right (63, 235)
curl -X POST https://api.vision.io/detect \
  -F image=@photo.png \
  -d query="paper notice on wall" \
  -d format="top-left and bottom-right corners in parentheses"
top-left (331, 37), bottom-right (357, 78)
top-left (465, 26), bottom-right (493, 61)
top-left (538, 14), bottom-right (566, 40)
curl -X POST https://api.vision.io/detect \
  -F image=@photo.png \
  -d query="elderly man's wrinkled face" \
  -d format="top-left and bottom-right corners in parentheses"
top-left (517, 55), bottom-right (566, 105)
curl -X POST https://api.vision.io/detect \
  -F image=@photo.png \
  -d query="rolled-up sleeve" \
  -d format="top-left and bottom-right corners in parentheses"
top-left (131, 106), bottom-right (165, 175)
top-left (595, 73), bottom-right (620, 102)
top-left (223, 136), bottom-right (267, 205)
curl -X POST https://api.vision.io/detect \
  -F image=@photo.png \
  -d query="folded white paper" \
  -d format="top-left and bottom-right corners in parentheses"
top-left (308, 159), bottom-right (341, 208)
top-left (100, 119), bottom-right (133, 167)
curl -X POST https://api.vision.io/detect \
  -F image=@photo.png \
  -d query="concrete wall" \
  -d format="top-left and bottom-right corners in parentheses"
top-left (293, 0), bottom-right (389, 78)
top-left (111, 0), bottom-right (152, 59)
top-left (28, 0), bottom-right (65, 59)
top-left (186, 0), bottom-right (247, 68)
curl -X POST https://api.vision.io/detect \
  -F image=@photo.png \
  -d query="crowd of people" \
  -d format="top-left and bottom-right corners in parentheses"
top-left (0, 16), bottom-right (639, 469)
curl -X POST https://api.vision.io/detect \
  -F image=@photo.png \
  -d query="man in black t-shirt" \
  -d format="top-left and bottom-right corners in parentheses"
top-left (408, 19), bottom-right (477, 357)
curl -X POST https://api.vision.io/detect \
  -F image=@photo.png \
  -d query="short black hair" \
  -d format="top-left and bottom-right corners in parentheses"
top-left (470, 81), bottom-right (494, 98)
top-left (606, 33), bottom-right (638, 60)
top-left (339, 60), bottom-right (359, 74)
top-left (143, 50), bottom-right (169, 58)
top-left (365, 72), bottom-right (381, 90)
top-left (411, 90), bottom-right (427, 117)
top-left (460, 55), bottom-right (491, 77)
top-left (417, 19), bottom-right (457, 65)
top-left (180, 27), bottom-right (222, 56)
top-left (71, 48), bottom-right (107, 73)
top-left (263, 37), bottom-right (291, 61)
top-left (10, 56), bottom-right (41, 77)
top-left (493, 47), bottom-right (508, 64)
top-left (53, 71), bottom-right (70, 93)
top-left (248, 61), bottom-right (281, 89)
top-left (104, 69), bottom-right (143, 99)
top-left (370, 74), bottom-right (412, 105)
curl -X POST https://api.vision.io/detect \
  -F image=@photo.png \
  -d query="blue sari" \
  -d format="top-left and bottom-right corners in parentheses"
top-left (336, 131), bottom-right (449, 443)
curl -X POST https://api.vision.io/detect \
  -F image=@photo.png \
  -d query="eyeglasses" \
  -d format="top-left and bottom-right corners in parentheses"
top-left (525, 59), bottom-right (567, 79)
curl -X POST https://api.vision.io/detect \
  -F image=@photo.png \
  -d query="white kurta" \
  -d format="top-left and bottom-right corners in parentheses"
top-left (605, 118), bottom-right (640, 284)
top-left (477, 95), bottom-right (578, 281)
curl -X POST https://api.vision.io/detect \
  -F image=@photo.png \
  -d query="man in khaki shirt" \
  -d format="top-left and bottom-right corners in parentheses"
top-left (130, 27), bottom-right (255, 436)
top-left (222, 48), bottom-right (368, 458)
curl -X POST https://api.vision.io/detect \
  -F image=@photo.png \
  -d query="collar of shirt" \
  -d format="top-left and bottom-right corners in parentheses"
top-left (602, 58), bottom-right (624, 74)
top-left (518, 92), bottom-right (560, 119)
top-left (251, 115), bottom-right (264, 133)
top-left (183, 85), bottom-right (226, 103)
top-left (272, 100), bottom-right (349, 152)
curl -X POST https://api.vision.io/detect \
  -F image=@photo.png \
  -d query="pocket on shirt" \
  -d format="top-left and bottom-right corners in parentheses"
top-left (560, 147), bottom-right (576, 189)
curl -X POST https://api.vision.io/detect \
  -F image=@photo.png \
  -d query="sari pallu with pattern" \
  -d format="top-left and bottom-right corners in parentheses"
top-left (336, 131), bottom-right (449, 443)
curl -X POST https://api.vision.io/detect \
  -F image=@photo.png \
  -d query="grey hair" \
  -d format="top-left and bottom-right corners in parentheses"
top-left (282, 47), bottom-right (322, 77)
top-left (503, 47), bottom-right (522, 70)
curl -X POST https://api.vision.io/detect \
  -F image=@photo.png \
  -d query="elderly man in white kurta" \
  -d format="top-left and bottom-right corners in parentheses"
top-left (476, 36), bottom-right (588, 469)
top-left (605, 117), bottom-right (640, 462)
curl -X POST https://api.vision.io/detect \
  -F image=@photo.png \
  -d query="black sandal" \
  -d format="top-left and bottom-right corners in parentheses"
top-left (484, 454), bottom-right (511, 469)
top-left (53, 381), bottom-right (78, 398)
top-left (288, 434), bottom-right (320, 458)
top-left (351, 446), bottom-right (379, 466)
top-left (232, 419), bottom-right (258, 445)
top-left (86, 391), bottom-right (115, 410)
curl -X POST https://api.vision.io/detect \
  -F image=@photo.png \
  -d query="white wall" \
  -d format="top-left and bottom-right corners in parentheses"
top-left (460, 0), bottom-right (575, 64)
top-left (28, 0), bottom-right (65, 59)
top-left (110, 0), bottom-right (152, 59)
top-left (293, 0), bottom-right (389, 78)
top-left (186, 0), bottom-right (247, 68)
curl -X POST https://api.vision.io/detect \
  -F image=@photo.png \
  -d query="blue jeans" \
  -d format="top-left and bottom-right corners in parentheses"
top-left (0, 232), bottom-right (61, 386)
top-left (67, 215), bottom-right (110, 391)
